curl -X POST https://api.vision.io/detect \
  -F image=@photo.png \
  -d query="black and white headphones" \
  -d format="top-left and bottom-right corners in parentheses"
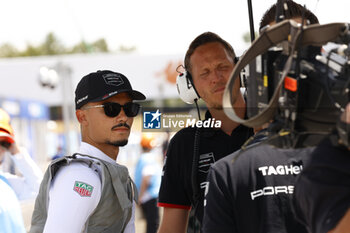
top-left (176, 70), bottom-right (200, 104)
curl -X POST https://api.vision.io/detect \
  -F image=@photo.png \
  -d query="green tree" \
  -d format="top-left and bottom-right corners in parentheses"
top-left (40, 32), bottom-right (66, 55)
top-left (70, 38), bottom-right (109, 53)
top-left (118, 45), bottom-right (136, 52)
top-left (20, 44), bottom-right (42, 57)
top-left (92, 39), bottom-right (108, 52)
top-left (70, 40), bottom-right (91, 54)
top-left (0, 43), bottom-right (19, 57)
top-left (0, 32), bottom-right (135, 57)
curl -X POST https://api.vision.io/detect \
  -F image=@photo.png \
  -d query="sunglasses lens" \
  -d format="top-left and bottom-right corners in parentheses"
top-left (102, 102), bottom-right (140, 117)
top-left (103, 103), bottom-right (122, 117)
top-left (124, 103), bottom-right (140, 117)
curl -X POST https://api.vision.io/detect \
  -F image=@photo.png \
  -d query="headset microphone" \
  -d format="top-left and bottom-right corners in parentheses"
top-left (176, 71), bottom-right (200, 104)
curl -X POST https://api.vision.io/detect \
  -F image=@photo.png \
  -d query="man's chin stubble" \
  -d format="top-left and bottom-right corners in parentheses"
top-left (107, 140), bottom-right (128, 147)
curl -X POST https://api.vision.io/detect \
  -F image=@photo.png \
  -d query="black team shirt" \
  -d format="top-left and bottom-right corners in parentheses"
top-left (158, 111), bottom-right (253, 224)
top-left (202, 141), bottom-right (315, 233)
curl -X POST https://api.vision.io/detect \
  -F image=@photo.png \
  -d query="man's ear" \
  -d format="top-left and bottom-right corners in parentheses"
top-left (76, 109), bottom-right (88, 125)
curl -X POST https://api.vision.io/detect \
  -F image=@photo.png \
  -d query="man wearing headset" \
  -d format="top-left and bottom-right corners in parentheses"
top-left (157, 32), bottom-right (253, 233)
top-left (30, 70), bottom-right (145, 233)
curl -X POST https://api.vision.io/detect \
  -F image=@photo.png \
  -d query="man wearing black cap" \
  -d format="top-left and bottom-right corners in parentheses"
top-left (30, 70), bottom-right (146, 233)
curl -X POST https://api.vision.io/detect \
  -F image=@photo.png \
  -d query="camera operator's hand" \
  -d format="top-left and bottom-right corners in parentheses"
top-left (328, 208), bottom-right (350, 233)
top-left (340, 103), bottom-right (350, 124)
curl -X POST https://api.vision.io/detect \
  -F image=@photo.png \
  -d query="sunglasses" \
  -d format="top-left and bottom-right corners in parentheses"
top-left (83, 102), bottom-right (140, 117)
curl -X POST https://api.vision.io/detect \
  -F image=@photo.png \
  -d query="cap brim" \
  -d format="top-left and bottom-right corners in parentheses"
top-left (128, 90), bottom-right (146, 100)
top-left (91, 89), bottom-right (146, 103)
top-left (0, 131), bottom-right (15, 144)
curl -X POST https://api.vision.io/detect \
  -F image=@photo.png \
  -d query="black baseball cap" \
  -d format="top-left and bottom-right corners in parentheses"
top-left (75, 70), bottom-right (146, 109)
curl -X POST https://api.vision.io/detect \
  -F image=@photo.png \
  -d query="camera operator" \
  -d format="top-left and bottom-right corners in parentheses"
top-left (202, 1), bottom-right (322, 233)
top-left (157, 32), bottom-right (254, 233)
top-left (293, 102), bottom-right (350, 233)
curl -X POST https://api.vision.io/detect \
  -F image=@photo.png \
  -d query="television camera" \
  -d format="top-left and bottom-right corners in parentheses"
top-left (223, 16), bottom-right (350, 147)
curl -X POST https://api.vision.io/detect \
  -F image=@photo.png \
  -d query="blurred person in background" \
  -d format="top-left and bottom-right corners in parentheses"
top-left (51, 146), bottom-right (65, 161)
top-left (0, 108), bottom-right (43, 233)
top-left (161, 131), bottom-right (171, 159)
top-left (134, 133), bottom-right (162, 233)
